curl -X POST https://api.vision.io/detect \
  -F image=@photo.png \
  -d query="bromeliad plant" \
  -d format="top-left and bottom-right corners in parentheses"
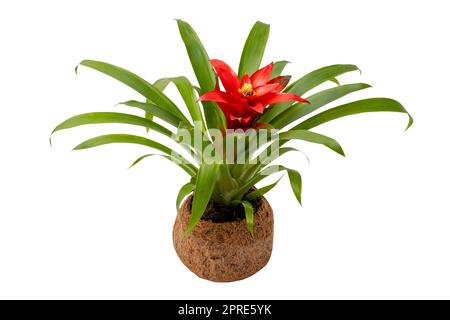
top-left (51, 20), bottom-right (412, 236)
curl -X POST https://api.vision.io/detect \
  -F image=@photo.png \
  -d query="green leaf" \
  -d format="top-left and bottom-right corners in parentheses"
top-left (129, 154), bottom-right (197, 177)
top-left (232, 164), bottom-right (303, 207)
top-left (247, 165), bottom-right (286, 187)
top-left (51, 112), bottom-right (173, 138)
top-left (255, 146), bottom-right (303, 169)
top-left (166, 76), bottom-right (205, 131)
top-left (144, 101), bottom-right (154, 132)
top-left (293, 98), bottom-right (413, 131)
top-left (76, 60), bottom-right (189, 124)
top-left (270, 60), bottom-right (289, 79)
top-left (72, 134), bottom-right (196, 168)
top-left (278, 129), bottom-right (345, 156)
top-left (145, 77), bottom-right (205, 130)
top-left (200, 101), bottom-right (227, 132)
top-left (176, 19), bottom-right (226, 131)
top-left (145, 78), bottom-right (172, 132)
top-left (153, 77), bottom-right (171, 91)
top-left (193, 85), bottom-right (202, 95)
top-left (238, 21), bottom-right (270, 78)
top-left (245, 177), bottom-right (282, 201)
top-left (260, 64), bottom-right (360, 123)
top-left (241, 200), bottom-right (255, 236)
top-left (73, 134), bottom-right (172, 152)
top-left (238, 146), bottom-right (308, 188)
top-left (270, 83), bottom-right (372, 129)
top-left (119, 101), bottom-right (182, 128)
top-left (329, 77), bottom-right (340, 85)
top-left (229, 164), bottom-right (285, 202)
top-left (286, 168), bottom-right (302, 206)
top-left (185, 163), bottom-right (219, 234)
top-left (285, 64), bottom-right (360, 96)
top-left (176, 20), bottom-right (215, 92)
top-left (238, 144), bottom-right (298, 180)
top-left (173, 124), bottom-right (214, 164)
top-left (176, 182), bottom-right (195, 210)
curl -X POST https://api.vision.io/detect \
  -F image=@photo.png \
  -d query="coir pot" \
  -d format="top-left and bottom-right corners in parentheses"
top-left (173, 194), bottom-right (274, 282)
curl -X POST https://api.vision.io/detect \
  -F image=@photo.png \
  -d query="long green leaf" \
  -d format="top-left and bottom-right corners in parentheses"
top-left (285, 64), bottom-right (360, 96)
top-left (257, 147), bottom-right (302, 166)
top-left (153, 77), bottom-right (171, 91)
top-left (241, 200), bottom-right (255, 236)
top-left (176, 182), bottom-right (195, 210)
top-left (239, 146), bottom-right (309, 188)
top-left (270, 60), bottom-right (289, 79)
top-left (260, 64), bottom-right (360, 123)
top-left (245, 177), bottom-right (282, 201)
top-left (147, 77), bottom-right (204, 129)
top-left (250, 147), bottom-right (305, 181)
top-left (73, 134), bottom-right (196, 168)
top-left (244, 165), bottom-right (286, 189)
top-left (118, 99), bottom-right (200, 163)
top-left (238, 146), bottom-right (298, 182)
top-left (144, 100), bottom-right (154, 132)
top-left (199, 101), bottom-right (227, 132)
top-left (176, 19), bottom-right (226, 131)
top-left (185, 163), bottom-right (219, 234)
top-left (278, 129), bottom-right (345, 156)
top-left (238, 21), bottom-right (270, 78)
top-left (293, 98), bottom-right (413, 131)
top-left (52, 112), bottom-right (173, 138)
top-left (286, 168), bottom-right (302, 206)
top-left (76, 60), bottom-right (189, 124)
top-left (235, 164), bottom-right (303, 206)
top-left (271, 83), bottom-right (372, 129)
top-left (166, 76), bottom-right (205, 131)
top-left (176, 20), bottom-right (215, 92)
top-left (119, 101), bottom-right (182, 128)
top-left (229, 164), bottom-right (288, 201)
top-left (73, 134), bottom-right (172, 152)
top-left (145, 78), bottom-right (172, 132)
top-left (129, 154), bottom-right (197, 177)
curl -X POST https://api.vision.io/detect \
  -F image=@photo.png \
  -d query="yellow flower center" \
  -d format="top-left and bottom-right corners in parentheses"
top-left (238, 83), bottom-right (255, 97)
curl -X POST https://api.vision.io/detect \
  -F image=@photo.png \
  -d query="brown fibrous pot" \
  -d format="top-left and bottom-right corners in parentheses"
top-left (173, 195), bottom-right (274, 282)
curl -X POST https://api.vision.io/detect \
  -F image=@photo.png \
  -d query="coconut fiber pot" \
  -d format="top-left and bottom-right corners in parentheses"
top-left (173, 195), bottom-right (274, 282)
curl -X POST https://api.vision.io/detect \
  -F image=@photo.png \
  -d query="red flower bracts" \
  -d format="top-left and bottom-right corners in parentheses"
top-left (199, 59), bottom-right (308, 129)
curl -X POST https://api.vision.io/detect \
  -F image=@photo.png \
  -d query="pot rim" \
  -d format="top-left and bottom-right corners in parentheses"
top-left (182, 193), bottom-right (266, 225)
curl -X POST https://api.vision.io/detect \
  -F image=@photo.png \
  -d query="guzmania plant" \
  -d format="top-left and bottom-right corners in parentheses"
top-left (52, 20), bottom-right (412, 281)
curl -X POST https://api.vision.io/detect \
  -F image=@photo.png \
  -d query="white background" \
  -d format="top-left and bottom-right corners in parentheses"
top-left (1, 0), bottom-right (449, 299)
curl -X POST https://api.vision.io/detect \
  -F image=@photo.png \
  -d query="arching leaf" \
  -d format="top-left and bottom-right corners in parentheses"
top-left (76, 60), bottom-right (189, 124)
top-left (129, 154), bottom-right (197, 177)
top-left (278, 129), bottom-right (345, 156)
top-left (260, 64), bottom-right (360, 123)
top-left (238, 21), bottom-right (270, 78)
top-left (72, 134), bottom-right (196, 168)
top-left (270, 83), bottom-right (372, 128)
top-left (176, 19), bottom-right (226, 131)
top-left (185, 163), bottom-right (219, 235)
top-left (119, 101), bottom-right (182, 128)
top-left (51, 112), bottom-right (173, 138)
top-left (293, 98), bottom-right (413, 131)
top-left (176, 182), bottom-right (195, 210)
top-left (270, 60), bottom-right (289, 79)
top-left (245, 177), bottom-right (282, 201)
top-left (166, 76), bottom-right (205, 131)
top-left (241, 200), bottom-right (255, 236)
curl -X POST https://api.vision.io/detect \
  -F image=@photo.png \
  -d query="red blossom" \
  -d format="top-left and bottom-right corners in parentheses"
top-left (199, 59), bottom-right (308, 129)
